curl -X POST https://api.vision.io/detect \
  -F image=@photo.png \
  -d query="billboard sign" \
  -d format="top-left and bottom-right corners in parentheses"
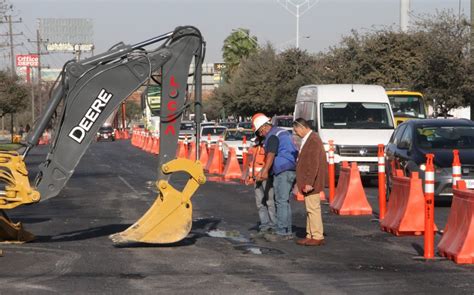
top-left (39, 18), bottom-right (94, 52)
top-left (16, 54), bottom-right (39, 67)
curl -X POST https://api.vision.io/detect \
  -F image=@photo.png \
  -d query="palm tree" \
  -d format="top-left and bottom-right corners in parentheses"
top-left (222, 28), bottom-right (259, 81)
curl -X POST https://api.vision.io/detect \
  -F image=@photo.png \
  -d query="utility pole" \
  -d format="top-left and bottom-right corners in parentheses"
top-left (0, 15), bottom-right (23, 76)
top-left (28, 29), bottom-right (48, 116)
top-left (0, 15), bottom-right (22, 141)
top-left (278, 0), bottom-right (318, 49)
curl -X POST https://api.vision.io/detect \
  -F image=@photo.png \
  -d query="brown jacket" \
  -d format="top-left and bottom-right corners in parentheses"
top-left (296, 131), bottom-right (328, 195)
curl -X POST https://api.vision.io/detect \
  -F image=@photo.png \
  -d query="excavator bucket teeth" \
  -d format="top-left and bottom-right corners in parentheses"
top-left (110, 159), bottom-right (205, 245)
top-left (0, 210), bottom-right (35, 243)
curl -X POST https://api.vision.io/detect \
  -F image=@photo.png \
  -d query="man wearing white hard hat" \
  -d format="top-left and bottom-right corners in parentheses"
top-left (252, 113), bottom-right (298, 242)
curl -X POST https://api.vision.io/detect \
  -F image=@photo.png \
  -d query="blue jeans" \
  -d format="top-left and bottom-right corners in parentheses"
top-left (273, 170), bottom-right (296, 236)
top-left (254, 179), bottom-right (276, 231)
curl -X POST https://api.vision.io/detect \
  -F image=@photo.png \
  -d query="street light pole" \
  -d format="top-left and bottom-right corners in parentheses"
top-left (278, 0), bottom-right (318, 49)
top-left (296, 4), bottom-right (300, 48)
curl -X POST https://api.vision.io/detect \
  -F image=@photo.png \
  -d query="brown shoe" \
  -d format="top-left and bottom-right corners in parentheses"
top-left (296, 238), bottom-right (312, 246)
top-left (305, 238), bottom-right (325, 246)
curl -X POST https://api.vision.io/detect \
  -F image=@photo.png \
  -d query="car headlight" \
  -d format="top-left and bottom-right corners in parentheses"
top-left (419, 164), bottom-right (426, 171)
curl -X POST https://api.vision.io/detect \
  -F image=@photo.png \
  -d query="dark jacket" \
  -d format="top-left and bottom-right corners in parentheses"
top-left (296, 132), bottom-right (327, 195)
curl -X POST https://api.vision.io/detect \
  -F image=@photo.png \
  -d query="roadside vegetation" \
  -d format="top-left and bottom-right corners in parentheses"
top-left (206, 10), bottom-right (472, 119)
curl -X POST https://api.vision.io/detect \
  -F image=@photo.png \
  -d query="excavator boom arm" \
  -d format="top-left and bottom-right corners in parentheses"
top-left (28, 26), bottom-right (204, 200)
top-left (0, 26), bottom-right (206, 244)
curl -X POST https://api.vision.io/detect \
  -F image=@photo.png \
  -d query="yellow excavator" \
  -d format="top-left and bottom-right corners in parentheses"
top-left (0, 26), bottom-right (206, 244)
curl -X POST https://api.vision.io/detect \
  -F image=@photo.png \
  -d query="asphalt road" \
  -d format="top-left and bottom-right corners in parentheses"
top-left (0, 140), bottom-right (472, 294)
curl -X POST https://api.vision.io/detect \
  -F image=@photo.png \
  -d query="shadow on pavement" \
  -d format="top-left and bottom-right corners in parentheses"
top-left (411, 242), bottom-right (424, 256)
top-left (115, 218), bottom-right (222, 248)
top-left (36, 224), bottom-right (130, 243)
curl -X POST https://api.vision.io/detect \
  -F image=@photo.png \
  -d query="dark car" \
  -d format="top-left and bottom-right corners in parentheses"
top-left (97, 126), bottom-right (115, 141)
top-left (385, 119), bottom-right (474, 197)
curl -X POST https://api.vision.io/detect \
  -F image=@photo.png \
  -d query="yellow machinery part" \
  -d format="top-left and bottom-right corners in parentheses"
top-left (0, 210), bottom-right (35, 243)
top-left (0, 152), bottom-right (40, 242)
top-left (110, 158), bottom-right (206, 244)
top-left (0, 151), bottom-right (40, 209)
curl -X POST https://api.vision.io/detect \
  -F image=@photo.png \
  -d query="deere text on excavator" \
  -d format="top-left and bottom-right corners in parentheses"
top-left (0, 26), bottom-right (206, 245)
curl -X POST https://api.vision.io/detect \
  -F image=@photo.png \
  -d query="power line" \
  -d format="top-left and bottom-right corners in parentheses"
top-left (0, 15), bottom-right (23, 76)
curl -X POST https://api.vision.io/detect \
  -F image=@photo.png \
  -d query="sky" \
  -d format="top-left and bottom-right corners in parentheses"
top-left (1, 0), bottom-right (472, 70)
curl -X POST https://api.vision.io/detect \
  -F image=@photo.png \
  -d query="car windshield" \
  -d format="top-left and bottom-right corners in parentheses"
top-left (180, 122), bottom-right (194, 130)
top-left (320, 102), bottom-right (394, 129)
top-left (225, 130), bottom-right (253, 141)
top-left (202, 127), bottom-right (226, 136)
top-left (238, 122), bottom-right (252, 129)
top-left (416, 126), bottom-right (474, 149)
top-left (388, 95), bottom-right (426, 118)
top-left (99, 127), bottom-right (113, 132)
top-left (275, 117), bottom-right (293, 128)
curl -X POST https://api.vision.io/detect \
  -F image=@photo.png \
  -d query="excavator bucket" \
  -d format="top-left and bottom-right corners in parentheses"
top-left (110, 158), bottom-right (206, 244)
top-left (0, 152), bottom-right (40, 242)
top-left (0, 210), bottom-right (35, 243)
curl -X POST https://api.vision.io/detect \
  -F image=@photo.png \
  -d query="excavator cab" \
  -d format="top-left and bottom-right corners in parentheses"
top-left (0, 26), bottom-right (206, 244)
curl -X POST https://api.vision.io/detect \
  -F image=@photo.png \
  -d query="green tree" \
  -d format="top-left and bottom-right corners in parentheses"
top-left (0, 71), bottom-right (29, 115)
top-left (119, 100), bottom-right (141, 127)
top-left (274, 48), bottom-right (318, 114)
top-left (222, 28), bottom-right (259, 81)
top-left (222, 44), bottom-right (279, 116)
top-left (412, 10), bottom-right (472, 115)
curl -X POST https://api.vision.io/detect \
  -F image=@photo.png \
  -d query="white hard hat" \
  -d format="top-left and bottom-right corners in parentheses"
top-left (252, 113), bottom-right (270, 133)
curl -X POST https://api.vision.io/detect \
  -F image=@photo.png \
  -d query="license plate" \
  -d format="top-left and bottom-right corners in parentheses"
top-left (104, 135), bottom-right (108, 139)
top-left (358, 165), bottom-right (370, 172)
top-left (465, 179), bottom-right (474, 189)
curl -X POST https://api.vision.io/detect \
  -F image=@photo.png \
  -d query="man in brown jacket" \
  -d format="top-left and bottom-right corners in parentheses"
top-left (292, 118), bottom-right (327, 246)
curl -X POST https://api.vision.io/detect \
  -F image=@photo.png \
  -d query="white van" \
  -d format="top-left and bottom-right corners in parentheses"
top-left (294, 84), bottom-right (395, 177)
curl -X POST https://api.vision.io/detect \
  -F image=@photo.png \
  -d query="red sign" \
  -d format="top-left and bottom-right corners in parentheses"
top-left (16, 54), bottom-right (39, 67)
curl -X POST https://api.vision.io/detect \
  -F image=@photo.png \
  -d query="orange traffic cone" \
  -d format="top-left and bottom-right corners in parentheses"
top-left (176, 141), bottom-right (187, 158)
top-left (438, 181), bottom-right (474, 264)
top-left (145, 133), bottom-right (154, 153)
top-left (135, 131), bottom-right (141, 147)
top-left (381, 170), bottom-right (437, 236)
top-left (115, 130), bottom-right (122, 140)
top-left (223, 148), bottom-right (242, 179)
top-left (151, 135), bottom-right (160, 155)
top-left (199, 142), bottom-right (209, 167)
top-left (330, 162), bottom-right (372, 215)
top-left (123, 129), bottom-right (130, 139)
top-left (188, 142), bottom-right (197, 161)
top-left (206, 144), bottom-right (223, 174)
top-left (241, 149), bottom-right (255, 185)
top-left (131, 130), bottom-right (137, 146)
top-left (140, 133), bottom-right (149, 150)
